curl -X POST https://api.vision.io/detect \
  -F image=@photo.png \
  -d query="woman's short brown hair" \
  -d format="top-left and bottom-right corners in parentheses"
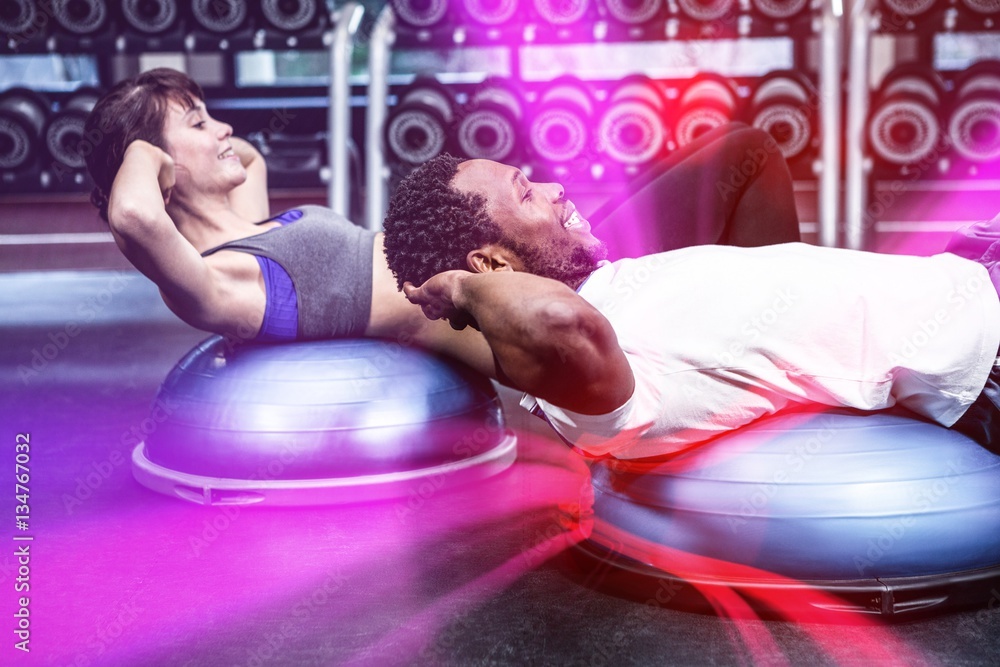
top-left (83, 68), bottom-right (203, 222)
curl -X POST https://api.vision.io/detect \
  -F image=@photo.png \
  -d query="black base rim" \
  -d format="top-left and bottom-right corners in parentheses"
top-left (569, 539), bottom-right (1000, 622)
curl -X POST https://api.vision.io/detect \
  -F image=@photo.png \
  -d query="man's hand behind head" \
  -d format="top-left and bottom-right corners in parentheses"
top-left (403, 272), bottom-right (480, 331)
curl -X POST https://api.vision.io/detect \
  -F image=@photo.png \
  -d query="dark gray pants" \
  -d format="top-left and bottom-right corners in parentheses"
top-left (590, 122), bottom-right (802, 261)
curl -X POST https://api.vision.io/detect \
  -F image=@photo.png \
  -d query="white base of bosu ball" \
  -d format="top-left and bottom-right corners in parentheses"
top-left (572, 408), bottom-right (1000, 619)
top-left (131, 336), bottom-right (517, 506)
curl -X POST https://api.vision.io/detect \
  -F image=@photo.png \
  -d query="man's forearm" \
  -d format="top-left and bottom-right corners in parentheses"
top-left (453, 272), bottom-right (634, 415)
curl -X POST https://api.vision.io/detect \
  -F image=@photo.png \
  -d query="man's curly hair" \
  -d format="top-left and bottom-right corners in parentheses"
top-left (383, 154), bottom-right (502, 289)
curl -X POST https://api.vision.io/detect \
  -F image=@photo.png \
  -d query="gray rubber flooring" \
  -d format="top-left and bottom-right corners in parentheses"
top-left (1, 270), bottom-right (999, 666)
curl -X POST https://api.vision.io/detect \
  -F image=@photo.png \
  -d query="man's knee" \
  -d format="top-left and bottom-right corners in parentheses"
top-left (952, 374), bottom-right (1000, 455)
top-left (733, 126), bottom-right (781, 162)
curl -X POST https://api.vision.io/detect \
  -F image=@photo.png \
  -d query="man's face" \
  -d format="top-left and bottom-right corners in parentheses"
top-left (451, 159), bottom-right (606, 285)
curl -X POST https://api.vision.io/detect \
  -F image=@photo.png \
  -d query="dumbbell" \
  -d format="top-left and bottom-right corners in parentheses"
top-left (527, 76), bottom-right (595, 165)
top-left (750, 0), bottom-right (811, 21)
top-left (455, 78), bottom-right (524, 163)
top-left (674, 73), bottom-right (740, 147)
top-left (597, 75), bottom-right (670, 168)
top-left (51, 0), bottom-right (111, 35)
top-left (867, 64), bottom-right (946, 166)
top-left (603, 0), bottom-right (666, 26)
top-left (391, 0), bottom-right (452, 31)
top-left (384, 79), bottom-right (456, 165)
top-left (948, 60), bottom-right (1000, 165)
top-left (248, 131), bottom-right (326, 175)
top-left (189, 0), bottom-right (252, 34)
top-left (747, 70), bottom-right (816, 160)
top-left (120, 0), bottom-right (181, 34)
top-left (45, 88), bottom-right (101, 173)
top-left (257, 0), bottom-right (325, 32)
top-left (879, 0), bottom-right (941, 18)
top-left (0, 88), bottom-right (49, 172)
top-left (958, 0), bottom-right (1000, 17)
top-left (529, 0), bottom-right (593, 26)
top-left (460, 0), bottom-right (522, 27)
top-left (0, 0), bottom-right (43, 37)
top-left (676, 0), bottom-right (737, 22)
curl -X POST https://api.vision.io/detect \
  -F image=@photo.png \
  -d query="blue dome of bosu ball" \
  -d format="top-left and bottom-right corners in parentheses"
top-left (573, 409), bottom-right (1000, 619)
top-left (132, 336), bottom-right (517, 506)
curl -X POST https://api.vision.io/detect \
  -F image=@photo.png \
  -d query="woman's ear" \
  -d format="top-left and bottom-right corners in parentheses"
top-left (467, 244), bottom-right (515, 273)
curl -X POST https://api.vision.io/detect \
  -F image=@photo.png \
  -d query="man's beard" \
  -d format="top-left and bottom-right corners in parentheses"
top-left (502, 234), bottom-right (607, 289)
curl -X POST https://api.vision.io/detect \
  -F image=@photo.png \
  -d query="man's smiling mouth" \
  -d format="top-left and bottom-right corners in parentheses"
top-left (563, 202), bottom-right (583, 230)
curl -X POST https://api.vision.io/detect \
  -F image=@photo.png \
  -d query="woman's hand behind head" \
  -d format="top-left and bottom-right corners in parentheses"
top-left (123, 139), bottom-right (175, 208)
top-left (84, 68), bottom-right (205, 223)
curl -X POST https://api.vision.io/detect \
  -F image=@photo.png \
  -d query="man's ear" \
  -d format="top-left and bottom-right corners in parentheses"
top-left (467, 244), bottom-right (516, 274)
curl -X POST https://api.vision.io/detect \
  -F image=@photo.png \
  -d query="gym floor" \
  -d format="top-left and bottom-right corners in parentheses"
top-left (3, 264), bottom-right (1000, 666)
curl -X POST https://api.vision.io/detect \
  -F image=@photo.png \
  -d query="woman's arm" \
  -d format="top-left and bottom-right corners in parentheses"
top-left (404, 270), bottom-right (635, 415)
top-left (108, 140), bottom-right (249, 332)
top-left (228, 136), bottom-right (269, 221)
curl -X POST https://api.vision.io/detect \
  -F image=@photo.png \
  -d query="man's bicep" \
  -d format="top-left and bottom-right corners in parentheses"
top-left (532, 299), bottom-right (634, 414)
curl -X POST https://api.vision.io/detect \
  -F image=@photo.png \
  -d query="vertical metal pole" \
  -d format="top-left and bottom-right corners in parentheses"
top-left (818, 0), bottom-right (845, 248)
top-left (365, 5), bottom-right (396, 232)
top-left (329, 2), bottom-right (364, 217)
top-left (845, 0), bottom-right (874, 251)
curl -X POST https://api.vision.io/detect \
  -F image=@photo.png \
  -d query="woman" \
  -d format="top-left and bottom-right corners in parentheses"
top-left (85, 67), bottom-right (495, 376)
top-left (84, 68), bottom-right (799, 378)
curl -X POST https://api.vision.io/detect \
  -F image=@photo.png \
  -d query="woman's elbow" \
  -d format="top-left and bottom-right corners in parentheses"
top-left (108, 198), bottom-right (153, 237)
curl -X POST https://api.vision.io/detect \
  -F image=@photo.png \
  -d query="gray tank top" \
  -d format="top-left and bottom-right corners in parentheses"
top-left (201, 205), bottom-right (377, 339)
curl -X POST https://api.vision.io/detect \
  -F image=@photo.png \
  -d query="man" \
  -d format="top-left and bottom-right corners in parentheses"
top-left (382, 154), bottom-right (1000, 460)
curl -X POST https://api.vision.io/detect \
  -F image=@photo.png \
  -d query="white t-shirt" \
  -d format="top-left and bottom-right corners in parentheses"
top-left (523, 243), bottom-right (1000, 459)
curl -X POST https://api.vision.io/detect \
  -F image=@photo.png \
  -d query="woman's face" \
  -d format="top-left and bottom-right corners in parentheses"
top-left (160, 98), bottom-right (246, 199)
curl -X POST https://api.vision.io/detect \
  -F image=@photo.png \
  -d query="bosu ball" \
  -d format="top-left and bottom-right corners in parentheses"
top-left (574, 408), bottom-right (1000, 619)
top-left (132, 336), bottom-right (517, 506)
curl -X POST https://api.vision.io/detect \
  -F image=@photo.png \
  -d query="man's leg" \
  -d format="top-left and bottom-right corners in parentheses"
top-left (948, 215), bottom-right (1000, 452)
top-left (945, 211), bottom-right (1000, 260)
top-left (950, 360), bottom-right (1000, 455)
top-left (589, 122), bottom-right (801, 260)
top-left (945, 211), bottom-right (1000, 298)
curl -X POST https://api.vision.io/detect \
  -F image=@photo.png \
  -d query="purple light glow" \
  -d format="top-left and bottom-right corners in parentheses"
top-left (7, 410), bottom-right (940, 666)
